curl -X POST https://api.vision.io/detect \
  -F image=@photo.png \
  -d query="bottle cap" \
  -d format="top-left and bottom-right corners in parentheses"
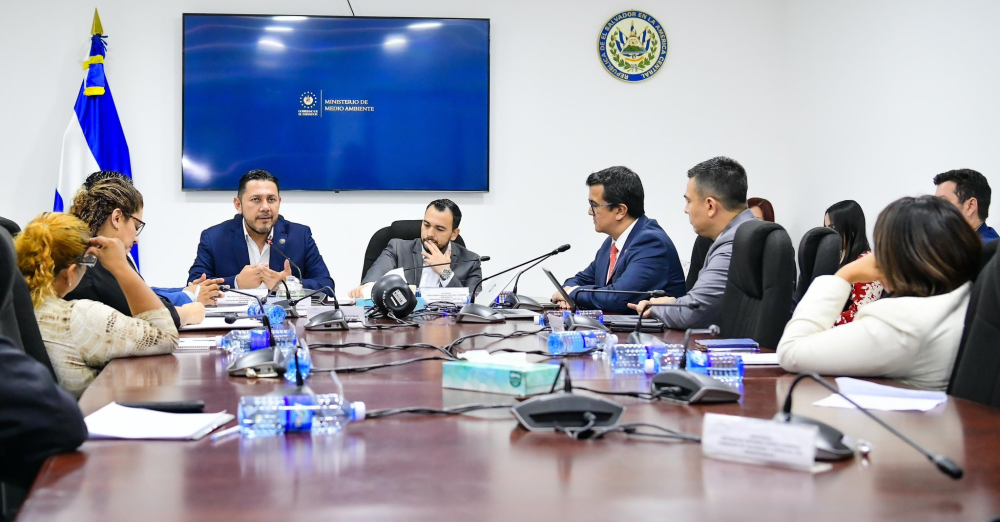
top-left (351, 401), bottom-right (366, 421)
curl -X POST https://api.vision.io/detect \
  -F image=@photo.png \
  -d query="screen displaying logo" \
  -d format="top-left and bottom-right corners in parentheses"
top-left (599, 11), bottom-right (668, 82)
top-left (298, 91), bottom-right (318, 116)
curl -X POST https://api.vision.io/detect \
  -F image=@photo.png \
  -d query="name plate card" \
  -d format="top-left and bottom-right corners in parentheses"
top-left (420, 287), bottom-right (470, 305)
top-left (701, 413), bottom-right (818, 471)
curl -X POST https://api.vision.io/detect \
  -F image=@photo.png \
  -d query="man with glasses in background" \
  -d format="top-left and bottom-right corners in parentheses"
top-left (552, 166), bottom-right (685, 314)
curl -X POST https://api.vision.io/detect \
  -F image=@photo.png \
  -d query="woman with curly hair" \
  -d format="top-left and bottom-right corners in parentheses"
top-left (14, 212), bottom-right (178, 397)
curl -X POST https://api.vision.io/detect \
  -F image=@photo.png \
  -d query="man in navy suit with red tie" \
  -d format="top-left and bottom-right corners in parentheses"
top-left (552, 166), bottom-right (686, 314)
top-left (187, 170), bottom-right (334, 295)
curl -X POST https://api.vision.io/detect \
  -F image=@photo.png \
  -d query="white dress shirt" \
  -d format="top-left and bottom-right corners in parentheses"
top-left (419, 242), bottom-right (455, 288)
top-left (235, 220), bottom-right (272, 289)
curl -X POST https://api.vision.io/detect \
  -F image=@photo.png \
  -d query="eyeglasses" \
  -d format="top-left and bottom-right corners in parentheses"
top-left (78, 253), bottom-right (97, 268)
top-left (588, 200), bottom-right (619, 211)
top-left (128, 215), bottom-right (146, 236)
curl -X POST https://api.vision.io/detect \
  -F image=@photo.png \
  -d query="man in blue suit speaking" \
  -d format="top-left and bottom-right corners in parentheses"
top-left (187, 170), bottom-right (334, 295)
top-left (552, 166), bottom-right (685, 313)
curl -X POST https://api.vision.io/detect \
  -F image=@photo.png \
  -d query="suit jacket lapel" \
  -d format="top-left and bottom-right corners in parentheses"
top-left (596, 239), bottom-right (611, 285)
top-left (609, 216), bottom-right (648, 283)
top-left (407, 240), bottom-right (423, 285)
top-left (231, 216), bottom-right (251, 268)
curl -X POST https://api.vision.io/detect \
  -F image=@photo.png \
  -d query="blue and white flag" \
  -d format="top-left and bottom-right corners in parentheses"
top-left (55, 10), bottom-right (138, 266)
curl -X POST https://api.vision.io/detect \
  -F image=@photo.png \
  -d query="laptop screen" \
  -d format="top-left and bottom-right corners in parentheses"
top-left (542, 268), bottom-right (575, 311)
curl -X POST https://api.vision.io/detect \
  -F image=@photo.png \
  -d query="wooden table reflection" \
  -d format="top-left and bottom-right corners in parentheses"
top-left (17, 316), bottom-right (1000, 522)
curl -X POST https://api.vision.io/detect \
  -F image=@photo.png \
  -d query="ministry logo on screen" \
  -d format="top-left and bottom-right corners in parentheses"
top-left (598, 11), bottom-right (668, 82)
top-left (298, 91), bottom-right (319, 116)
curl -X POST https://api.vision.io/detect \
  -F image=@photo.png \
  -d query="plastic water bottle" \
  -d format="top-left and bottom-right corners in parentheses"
top-left (282, 342), bottom-right (312, 383)
top-left (562, 310), bottom-right (604, 324)
top-left (217, 329), bottom-right (255, 354)
top-left (649, 344), bottom-right (685, 373)
top-left (237, 394), bottom-right (365, 437)
top-left (686, 351), bottom-right (745, 385)
top-left (547, 331), bottom-right (618, 355)
top-left (609, 344), bottom-right (650, 374)
top-left (247, 302), bottom-right (287, 324)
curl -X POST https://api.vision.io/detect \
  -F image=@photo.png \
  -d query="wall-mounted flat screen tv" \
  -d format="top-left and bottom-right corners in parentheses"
top-left (182, 14), bottom-right (490, 191)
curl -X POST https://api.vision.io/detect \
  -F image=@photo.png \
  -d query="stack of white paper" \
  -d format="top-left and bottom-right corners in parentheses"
top-left (812, 377), bottom-right (948, 411)
top-left (177, 337), bottom-right (216, 351)
top-left (740, 353), bottom-right (779, 365)
top-left (86, 403), bottom-right (234, 440)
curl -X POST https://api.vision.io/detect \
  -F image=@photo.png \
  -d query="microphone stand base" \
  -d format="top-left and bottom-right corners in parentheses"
top-left (512, 392), bottom-right (624, 432)
top-left (456, 303), bottom-right (506, 323)
top-left (504, 294), bottom-right (544, 312)
top-left (772, 413), bottom-right (855, 461)
top-left (650, 371), bottom-right (741, 404)
top-left (564, 314), bottom-right (609, 332)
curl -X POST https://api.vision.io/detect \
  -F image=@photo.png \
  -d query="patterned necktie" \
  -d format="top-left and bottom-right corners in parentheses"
top-left (607, 243), bottom-right (618, 283)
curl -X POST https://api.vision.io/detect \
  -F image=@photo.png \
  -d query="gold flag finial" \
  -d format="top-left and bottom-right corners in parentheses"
top-left (91, 8), bottom-right (104, 36)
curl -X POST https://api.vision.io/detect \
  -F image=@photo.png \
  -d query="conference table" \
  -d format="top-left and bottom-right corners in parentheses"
top-left (15, 313), bottom-right (1000, 522)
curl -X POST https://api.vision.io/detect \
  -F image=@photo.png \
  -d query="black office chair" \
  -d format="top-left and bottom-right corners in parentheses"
top-left (947, 240), bottom-right (1000, 408)
top-left (360, 220), bottom-right (466, 280)
top-left (0, 229), bottom-right (55, 378)
top-left (717, 220), bottom-right (795, 349)
top-left (0, 227), bottom-right (57, 522)
top-left (793, 227), bottom-right (842, 305)
top-left (0, 216), bottom-right (20, 237)
top-left (686, 235), bottom-right (714, 291)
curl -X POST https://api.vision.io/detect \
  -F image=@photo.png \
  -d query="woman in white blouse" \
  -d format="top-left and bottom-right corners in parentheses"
top-left (14, 212), bottom-right (178, 397)
top-left (777, 196), bottom-right (982, 390)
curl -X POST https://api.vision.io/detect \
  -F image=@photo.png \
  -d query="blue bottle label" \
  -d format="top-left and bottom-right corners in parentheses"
top-left (284, 396), bottom-right (314, 431)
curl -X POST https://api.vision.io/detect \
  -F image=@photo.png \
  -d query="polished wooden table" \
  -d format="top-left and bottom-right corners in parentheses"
top-left (16, 316), bottom-right (1000, 521)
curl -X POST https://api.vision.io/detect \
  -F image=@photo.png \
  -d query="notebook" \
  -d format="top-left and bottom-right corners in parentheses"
top-left (85, 402), bottom-right (234, 440)
top-left (695, 338), bottom-right (759, 352)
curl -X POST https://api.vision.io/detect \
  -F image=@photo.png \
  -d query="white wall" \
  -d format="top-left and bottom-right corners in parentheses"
top-left (785, 0), bottom-right (1000, 241)
top-left (1, 0), bottom-right (997, 295)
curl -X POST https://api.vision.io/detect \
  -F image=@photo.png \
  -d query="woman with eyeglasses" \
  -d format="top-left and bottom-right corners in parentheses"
top-left (14, 212), bottom-right (178, 397)
top-left (824, 200), bottom-right (884, 324)
top-left (65, 175), bottom-right (207, 328)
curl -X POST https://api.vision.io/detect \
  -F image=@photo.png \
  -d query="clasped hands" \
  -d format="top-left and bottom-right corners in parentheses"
top-left (236, 260), bottom-right (292, 290)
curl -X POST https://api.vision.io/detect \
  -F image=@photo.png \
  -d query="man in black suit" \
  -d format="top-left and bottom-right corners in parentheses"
top-left (349, 199), bottom-right (483, 297)
top-left (0, 336), bottom-right (87, 521)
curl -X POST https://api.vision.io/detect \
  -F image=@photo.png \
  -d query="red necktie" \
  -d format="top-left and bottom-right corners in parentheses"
top-left (607, 243), bottom-right (618, 283)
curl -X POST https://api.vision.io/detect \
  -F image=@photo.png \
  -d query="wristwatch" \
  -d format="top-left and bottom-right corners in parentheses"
top-left (440, 268), bottom-right (453, 281)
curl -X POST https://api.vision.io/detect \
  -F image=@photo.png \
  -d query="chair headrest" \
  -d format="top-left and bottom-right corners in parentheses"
top-left (730, 220), bottom-right (790, 299)
top-left (0, 229), bottom-right (17, 312)
top-left (0, 216), bottom-right (20, 236)
top-left (798, 227), bottom-right (841, 277)
top-left (389, 220), bottom-right (423, 240)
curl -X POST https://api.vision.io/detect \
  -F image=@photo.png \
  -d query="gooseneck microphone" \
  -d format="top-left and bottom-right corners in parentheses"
top-left (505, 245), bottom-right (572, 311)
top-left (776, 372), bottom-right (963, 478)
top-left (219, 285), bottom-right (275, 345)
top-left (471, 244), bottom-right (571, 304)
top-left (679, 325), bottom-right (721, 369)
top-left (561, 288), bottom-right (667, 333)
top-left (647, 324), bottom-right (741, 404)
top-left (267, 239), bottom-right (303, 282)
top-left (272, 286), bottom-right (338, 318)
top-left (628, 301), bottom-right (700, 345)
top-left (221, 284), bottom-right (307, 386)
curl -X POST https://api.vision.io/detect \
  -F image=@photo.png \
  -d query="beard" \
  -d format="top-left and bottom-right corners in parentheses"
top-left (424, 237), bottom-right (450, 252)
top-left (244, 214), bottom-right (273, 236)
